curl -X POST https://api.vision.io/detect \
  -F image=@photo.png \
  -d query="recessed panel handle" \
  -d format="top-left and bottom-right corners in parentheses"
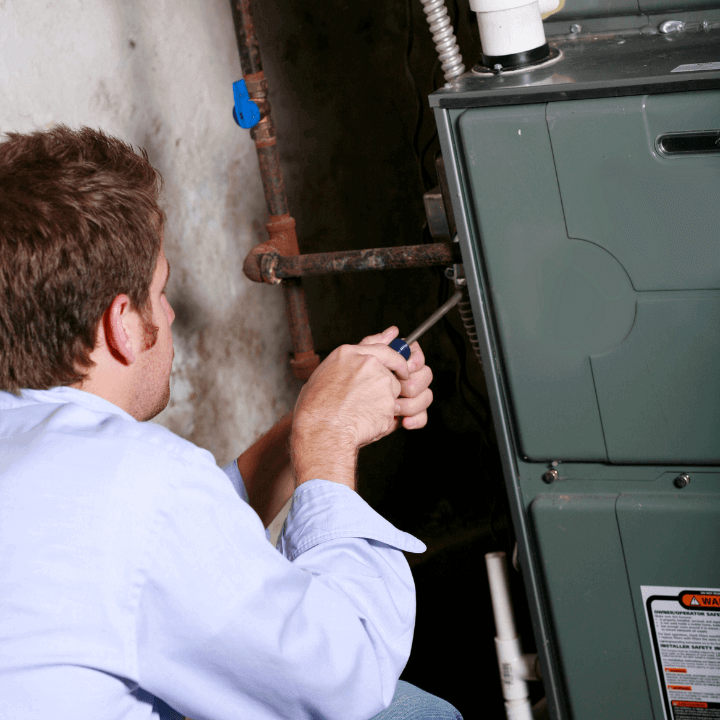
top-left (656, 130), bottom-right (720, 157)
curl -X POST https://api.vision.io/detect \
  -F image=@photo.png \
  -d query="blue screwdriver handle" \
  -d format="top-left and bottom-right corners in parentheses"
top-left (389, 337), bottom-right (411, 360)
top-left (389, 290), bottom-right (464, 361)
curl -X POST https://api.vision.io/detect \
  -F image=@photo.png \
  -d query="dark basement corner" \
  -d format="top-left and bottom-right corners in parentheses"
top-left (246, 0), bottom-right (538, 714)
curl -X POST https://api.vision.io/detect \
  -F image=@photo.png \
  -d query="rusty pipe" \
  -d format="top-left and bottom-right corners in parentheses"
top-left (244, 243), bottom-right (462, 284)
top-left (229, 0), bottom-right (319, 379)
top-left (229, 0), bottom-right (289, 219)
top-left (283, 280), bottom-right (318, 377)
top-left (229, 0), bottom-right (263, 76)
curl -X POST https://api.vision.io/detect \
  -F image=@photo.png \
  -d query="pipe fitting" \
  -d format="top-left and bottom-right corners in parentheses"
top-left (260, 252), bottom-right (282, 285)
top-left (474, 1), bottom-right (547, 58)
top-left (243, 215), bottom-right (301, 284)
top-left (469, 0), bottom-right (561, 69)
top-left (252, 121), bottom-right (277, 147)
top-left (266, 214), bottom-right (300, 255)
top-left (243, 243), bottom-right (275, 283)
top-left (486, 552), bottom-right (538, 720)
top-left (289, 350), bottom-right (321, 379)
top-left (244, 70), bottom-right (268, 99)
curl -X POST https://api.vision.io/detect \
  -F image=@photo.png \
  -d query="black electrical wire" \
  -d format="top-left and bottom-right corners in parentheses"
top-left (417, 60), bottom-right (441, 190)
top-left (405, 0), bottom-right (441, 191)
top-left (441, 301), bottom-right (492, 440)
top-left (408, 0), bottom-right (468, 191)
top-left (419, 134), bottom-right (439, 187)
top-left (404, 0), bottom-right (429, 190)
top-left (441, 306), bottom-right (507, 547)
top-left (408, 0), bottom-right (513, 551)
top-left (430, 236), bottom-right (509, 547)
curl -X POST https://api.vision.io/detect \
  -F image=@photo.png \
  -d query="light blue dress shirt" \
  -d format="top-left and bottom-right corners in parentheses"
top-left (0, 387), bottom-right (425, 720)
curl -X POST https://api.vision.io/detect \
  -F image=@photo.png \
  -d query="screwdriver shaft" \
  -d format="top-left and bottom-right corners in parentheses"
top-left (405, 290), bottom-right (464, 346)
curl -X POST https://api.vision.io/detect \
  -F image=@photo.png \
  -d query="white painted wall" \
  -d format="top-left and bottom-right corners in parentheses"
top-left (0, 0), bottom-right (300, 465)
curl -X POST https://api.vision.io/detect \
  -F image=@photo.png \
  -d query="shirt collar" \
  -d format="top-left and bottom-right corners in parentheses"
top-left (17, 387), bottom-right (137, 422)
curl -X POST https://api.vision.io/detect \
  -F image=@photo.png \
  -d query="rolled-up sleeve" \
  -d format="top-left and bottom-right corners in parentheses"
top-left (136, 462), bottom-right (425, 720)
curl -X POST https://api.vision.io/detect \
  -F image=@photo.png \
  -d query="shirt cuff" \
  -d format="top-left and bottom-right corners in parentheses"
top-left (278, 479), bottom-right (426, 561)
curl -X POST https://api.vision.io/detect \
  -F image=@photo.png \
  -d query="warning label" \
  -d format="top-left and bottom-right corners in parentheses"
top-left (643, 586), bottom-right (720, 720)
top-left (681, 595), bottom-right (720, 610)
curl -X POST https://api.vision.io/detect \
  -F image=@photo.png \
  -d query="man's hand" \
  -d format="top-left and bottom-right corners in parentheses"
top-left (292, 327), bottom-right (433, 490)
top-left (359, 328), bottom-right (433, 432)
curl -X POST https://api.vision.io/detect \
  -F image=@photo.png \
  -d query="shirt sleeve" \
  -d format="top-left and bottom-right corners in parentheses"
top-left (221, 458), bottom-right (249, 503)
top-left (134, 462), bottom-right (426, 720)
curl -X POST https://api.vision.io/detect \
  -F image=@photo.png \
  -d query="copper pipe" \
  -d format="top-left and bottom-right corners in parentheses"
top-left (229, 0), bottom-right (319, 380)
top-left (283, 280), bottom-right (318, 377)
top-left (229, 0), bottom-right (263, 76)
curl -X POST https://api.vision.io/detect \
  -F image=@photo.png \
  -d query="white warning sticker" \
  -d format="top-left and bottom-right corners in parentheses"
top-left (642, 586), bottom-right (720, 719)
top-left (672, 63), bottom-right (720, 73)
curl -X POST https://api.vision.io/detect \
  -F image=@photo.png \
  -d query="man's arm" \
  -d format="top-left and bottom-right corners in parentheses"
top-left (237, 326), bottom-right (432, 522)
top-left (236, 412), bottom-right (294, 527)
top-left (292, 326), bottom-right (432, 490)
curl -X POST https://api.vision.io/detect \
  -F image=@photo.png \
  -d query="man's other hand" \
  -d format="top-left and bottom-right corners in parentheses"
top-left (292, 327), bottom-right (434, 490)
top-left (358, 328), bottom-right (433, 431)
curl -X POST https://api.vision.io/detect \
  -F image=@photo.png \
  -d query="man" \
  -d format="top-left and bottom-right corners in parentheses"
top-left (0, 126), bottom-right (461, 719)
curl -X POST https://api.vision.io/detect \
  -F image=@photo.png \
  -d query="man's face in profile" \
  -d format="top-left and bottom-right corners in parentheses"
top-left (134, 243), bottom-right (175, 421)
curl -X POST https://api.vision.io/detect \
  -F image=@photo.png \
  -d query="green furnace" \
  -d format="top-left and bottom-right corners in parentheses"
top-left (429, 4), bottom-right (720, 719)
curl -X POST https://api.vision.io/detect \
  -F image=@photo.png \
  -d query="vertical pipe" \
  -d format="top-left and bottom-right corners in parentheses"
top-left (486, 551), bottom-right (519, 640)
top-left (486, 551), bottom-right (535, 720)
top-left (229, 0), bottom-right (263, 75)
top-left (228, 0), bottom-right (319, 379)
top-left (283, 280), bottom-right (320, 375)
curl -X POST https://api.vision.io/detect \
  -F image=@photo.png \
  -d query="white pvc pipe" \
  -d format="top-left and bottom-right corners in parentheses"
top-left (475, 3), bottom-right (546, 57)
top-left (485, 551), bottom-right (535, 720)
top-left (506, 698), bottom-right (535, 720)
top-left (538, 0), bottom-right (561, 14)
top-left (468, 0), bottom-right (561, 61)
top-left (486, 551), bottom-right (518, 640)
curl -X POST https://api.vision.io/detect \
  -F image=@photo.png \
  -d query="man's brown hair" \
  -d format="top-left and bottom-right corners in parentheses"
top-left (0, 125), bottom-right (164, 392)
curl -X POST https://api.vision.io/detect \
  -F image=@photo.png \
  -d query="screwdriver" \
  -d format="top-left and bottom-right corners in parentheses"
top-left (388, 289), bottom-right (464, 360)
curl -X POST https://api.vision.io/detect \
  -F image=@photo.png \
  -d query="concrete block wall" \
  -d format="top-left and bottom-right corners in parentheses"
top-left (0, 0), bottom-right (300, 464)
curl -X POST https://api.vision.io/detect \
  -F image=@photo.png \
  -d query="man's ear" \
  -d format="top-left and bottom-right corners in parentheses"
top-left (104, 294), bottom-right (137, 365)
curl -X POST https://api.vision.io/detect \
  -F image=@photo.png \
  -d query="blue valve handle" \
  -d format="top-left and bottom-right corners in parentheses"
top-left (232, 79), bottom-right (260, 129)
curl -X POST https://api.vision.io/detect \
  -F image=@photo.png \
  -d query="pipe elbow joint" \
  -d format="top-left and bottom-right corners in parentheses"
top-left (243, 243), bottom-right (279, 283)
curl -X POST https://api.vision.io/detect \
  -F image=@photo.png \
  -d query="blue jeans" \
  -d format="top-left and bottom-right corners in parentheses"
top-left (371, 681), bottom-right (463, 719)
top-left (159, 681), bottom-right (462, 719)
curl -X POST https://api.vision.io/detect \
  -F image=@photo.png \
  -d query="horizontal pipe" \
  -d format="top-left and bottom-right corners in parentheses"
top-left (247, 243), bottom-right (462, 284)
